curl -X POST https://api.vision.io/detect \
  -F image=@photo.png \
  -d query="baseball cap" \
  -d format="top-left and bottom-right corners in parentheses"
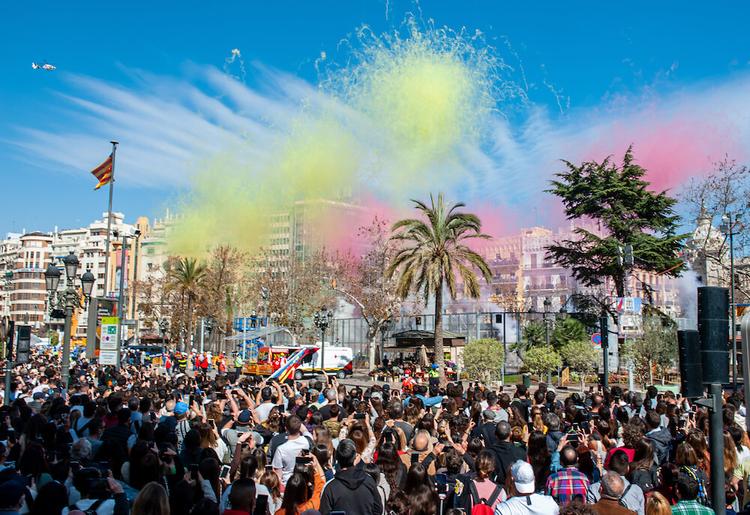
top-left (510, 460), bottom-right (535, 494)
top-left (173, 402), bottom-right (189, 416)
top-left (237, 409), bottom-right (253, 425)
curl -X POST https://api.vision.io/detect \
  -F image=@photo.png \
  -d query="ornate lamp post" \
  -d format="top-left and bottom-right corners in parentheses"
top-left (313, 307), bottom-right (334, 375)
top-left (45, 251), bottom-right (95, 387)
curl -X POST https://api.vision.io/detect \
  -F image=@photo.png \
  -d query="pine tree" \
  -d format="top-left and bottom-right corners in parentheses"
top-left (546, 147), bottom-right (686, 297)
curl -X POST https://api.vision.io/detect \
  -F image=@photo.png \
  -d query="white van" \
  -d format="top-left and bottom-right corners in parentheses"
top-left (294, 345), bottom-right (354, 379)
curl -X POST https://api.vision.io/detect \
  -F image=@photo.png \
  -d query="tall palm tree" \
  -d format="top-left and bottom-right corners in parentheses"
top-left (169, 257), bottom-right (207, 351)
top-left (387, 193), bottom-right (492, 384)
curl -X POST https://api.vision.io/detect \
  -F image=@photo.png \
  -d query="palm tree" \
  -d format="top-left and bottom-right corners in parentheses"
top-left (169, 257), bottom-right (207, 351)
top-left (387, 193), bottom-right (492, 385)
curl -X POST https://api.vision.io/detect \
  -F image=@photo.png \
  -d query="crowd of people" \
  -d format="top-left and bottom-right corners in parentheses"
top-left (0, 351), bottom-right (748, 515)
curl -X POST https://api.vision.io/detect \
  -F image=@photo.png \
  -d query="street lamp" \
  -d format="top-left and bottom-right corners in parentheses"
top-left (721, 212), bottom-right (742, 390)
top-left (379, 318), bottom-right (393, 367)
top-left (543, 297), bottom-right (552, 346)
top-left (314, 307), bottom-right (333, 376)
top-left (45, 251), bottom-right (94, 387)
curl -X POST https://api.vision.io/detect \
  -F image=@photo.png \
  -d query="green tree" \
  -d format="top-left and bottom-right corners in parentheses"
top-left (546, 147), bottom-right (685, 297)
top-left (168, 257), bottom-right (208, 351)
top-left (49, 330), bottom-right (60, 347)
top-left (512, 320), bottom-right (546, 356)
top-left (551, 318), bottom-right (588, 351)
top-left (463, 338), bottom-right (505, 383)
top-left (522, 346), bottom-right (562, 380)
top-left (559, 340), bottom-right (600, 392)
top-left (621, 315), bottom-right (677, 386)
top-left (387, 193), bottom-right (492, 385)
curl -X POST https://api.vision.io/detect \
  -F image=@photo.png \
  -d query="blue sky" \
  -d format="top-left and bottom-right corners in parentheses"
top-left (1, 1), bottom-right (750, 236)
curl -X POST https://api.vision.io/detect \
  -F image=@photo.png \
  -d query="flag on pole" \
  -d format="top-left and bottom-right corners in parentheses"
top-left (90, 154), bottom-right (113, 190)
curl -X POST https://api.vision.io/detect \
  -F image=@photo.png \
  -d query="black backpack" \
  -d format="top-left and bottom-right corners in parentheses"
top-left (69, 498), bottom-right (106, 515)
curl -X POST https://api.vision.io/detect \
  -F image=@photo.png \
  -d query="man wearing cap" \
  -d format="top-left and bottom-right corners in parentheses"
top-left (494, 461), bottom-right (558, 515)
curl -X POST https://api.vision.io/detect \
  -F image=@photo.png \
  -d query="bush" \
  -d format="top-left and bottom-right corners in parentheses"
top-left (463, 338), bottom-right (504, 383)
top-left (521, 345), bottom-right (562, 379)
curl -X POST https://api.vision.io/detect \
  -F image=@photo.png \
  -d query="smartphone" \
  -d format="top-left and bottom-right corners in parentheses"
top-left (219, 465), bottom-right (231, 480)
top-left (255, 494), bottom-right (269, 515)
top-left (296, 455), bottom-right (313, 465)
top-left (410, 453), bottom-right (420, 464)
top-left (354, 413), bottom-right (366, 420)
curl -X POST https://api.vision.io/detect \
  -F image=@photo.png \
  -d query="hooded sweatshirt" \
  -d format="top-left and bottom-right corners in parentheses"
top-left (319, 462), bottom-right (383, 515)
top-left (645, 427), bottom-right (672, 466)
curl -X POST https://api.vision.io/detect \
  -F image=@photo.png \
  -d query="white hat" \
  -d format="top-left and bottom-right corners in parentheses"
top-left (511, 460), bottom-right (535, 494)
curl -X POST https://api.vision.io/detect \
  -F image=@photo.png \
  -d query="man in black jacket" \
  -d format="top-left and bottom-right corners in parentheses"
top-left (488, 421), bottom-right (526, 486)
top-left (320, 439), bottom-right (382, 515)
top-left (644, 410), bottom-right (671, 465)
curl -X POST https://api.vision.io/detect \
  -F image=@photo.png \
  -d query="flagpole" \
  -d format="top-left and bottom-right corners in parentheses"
top-left (102, 141), bottom-right (118, 299)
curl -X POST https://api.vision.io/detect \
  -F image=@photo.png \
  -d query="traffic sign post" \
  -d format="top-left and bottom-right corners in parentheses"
top-left (100, 316), bottom-right (119, 365)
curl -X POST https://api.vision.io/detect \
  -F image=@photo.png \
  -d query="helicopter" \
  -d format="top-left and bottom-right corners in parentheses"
top-left (32, 62), bottom-right (56, 71)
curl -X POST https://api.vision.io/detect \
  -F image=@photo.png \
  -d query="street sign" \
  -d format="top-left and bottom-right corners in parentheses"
top-left (100, 317), bottom-right (119, 351)
top-left (591, 332), bottom-right (602, 347)
top-left (99, 350), bottom-right (117, 365)
top-left (616, 297), bottom-right (643, 314)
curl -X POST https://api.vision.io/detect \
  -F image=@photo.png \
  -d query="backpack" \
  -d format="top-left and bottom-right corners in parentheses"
top-left (681, 466), bottom-right (709, 506)
top-left (70, 498), bottom-right (106, 515)
top-left (468, 480), bottom-right (503, 515)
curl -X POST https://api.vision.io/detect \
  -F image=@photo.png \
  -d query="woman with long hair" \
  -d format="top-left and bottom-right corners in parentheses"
top-left (403, 462), bottom-right (432, 495)
top-left (675, 442), bottom-right (709, 505)
top-left (686, 430), bottom-right (711, 480)
top-left (463, 450), bottom-right (505, 513)
top-left (645, 491), bottom-right (672, 515)
top-left (628, 439), bottom-right (657, 493)
top-left (132, 481), bottom-right (170, 515)
top-left (196, 422), bottom-right (229, 464)
top-left (527, 430), bottom-right (551, 492)
top-left (260, 468), bottom-right (282, 515)
top-left (376, 441), bottom-right (407, 493)
top-left (275, 455), bottom-right (325, 515)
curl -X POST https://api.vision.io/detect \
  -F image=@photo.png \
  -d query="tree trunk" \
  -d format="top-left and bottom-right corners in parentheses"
top-left (186, 295), bottom-right (193, 353)
top-left (648, 359), bottom-right (653, 385)
top-left (434, 278), bottom-right (446, 387)
top-left (368, 327), bottom-right (378, 372)
top-left (580, 374), bottom-right (585, 393)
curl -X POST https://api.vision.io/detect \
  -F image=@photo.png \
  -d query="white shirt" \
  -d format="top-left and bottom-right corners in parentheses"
top-left (272, 436), bottom-right (311, 484)
top-left (255, 402), bottom-right (276, 423)
top-left (62, 498), bottom-right (116, 515)
top-left (494, 494), bottom-right (559, 515)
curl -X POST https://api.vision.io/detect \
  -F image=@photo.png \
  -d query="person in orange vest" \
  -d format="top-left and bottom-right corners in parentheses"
top-left (217, 355), bottom-right (227, 375)
top-left (200, 354), bottom-right (209, 374)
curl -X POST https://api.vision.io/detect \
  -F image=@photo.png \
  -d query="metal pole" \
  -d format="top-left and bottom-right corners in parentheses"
top-left (61, 287), bottom-right (74, 387)
top-left (200, 317), bottom-right (205, 354)
top-left (502, 312), bottom-right (507, 385)
top-left (115, 234), bottom-right (127, 369)
top-left (321, 326), bottom-right (326, 376)
top-left (242, 317), bottom-right (247, 360)
top-left (4, 321), bottom-right (14, 406)
top-left (102, 141), bottom-right (117, 298)
top-left (131, 233), bottom-right (140, 346)
top-left (708, 382), bottom-right (725, 514)
top-left (740, 313), bottom-right (750, 432)
top-left (730, 226), bottom-right (737, 391)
